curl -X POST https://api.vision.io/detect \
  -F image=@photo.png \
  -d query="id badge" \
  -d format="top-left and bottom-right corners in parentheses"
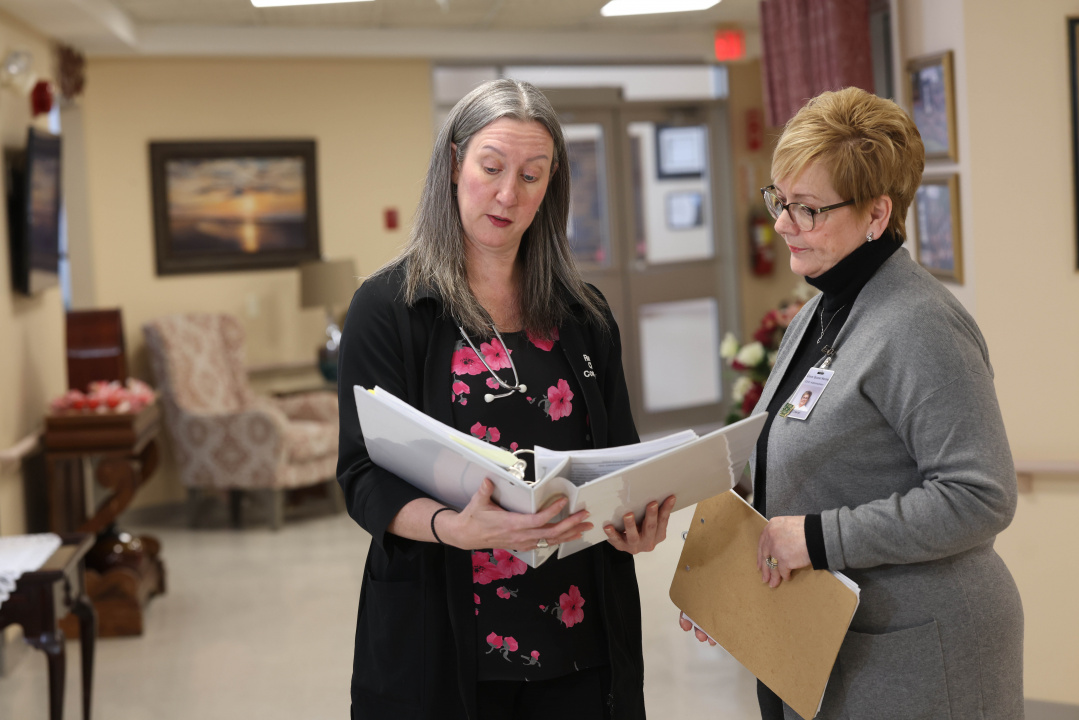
top-left (778, 368), bottom-right (834, 420)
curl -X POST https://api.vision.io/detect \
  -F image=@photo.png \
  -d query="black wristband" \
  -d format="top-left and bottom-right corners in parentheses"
top-left (804, 513), bottom-right (829, 570)
top-left (430, 507), bottom-right (454, 545)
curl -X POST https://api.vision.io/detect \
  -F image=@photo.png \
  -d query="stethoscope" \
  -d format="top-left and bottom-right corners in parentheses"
top-left (457, 325), bottom-right (527, 402)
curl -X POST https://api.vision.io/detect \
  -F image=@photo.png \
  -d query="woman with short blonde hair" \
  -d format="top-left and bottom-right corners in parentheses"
top-left (682, 87), bottom-right (1023, 719)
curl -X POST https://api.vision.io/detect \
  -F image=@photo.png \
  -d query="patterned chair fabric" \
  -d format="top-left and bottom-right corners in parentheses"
top-left (143, 314), bottom-right (338, 492)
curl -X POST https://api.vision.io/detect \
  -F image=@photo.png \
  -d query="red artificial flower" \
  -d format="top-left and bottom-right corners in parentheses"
top-left (486, 377), bottom-right (500, 389)
top-left (452, 380), bottom-right (470, 396)
top-left (471, 422), bottom-right (487, 439)
top-left (479, 338), bottom-right (512, 371)
top-left (741, 382), bottom-right (763, 416)
top-left (497, 586), bottom-right (512, 599)
top-left (487, 427), bottom-right (501, 442)
top-left (452, 346), bottom-right (484, 375)
top-left (559, 584), bottom-right (586, 628)
top-left (486, 632), bottom-right (503, 649)
top-left (547, 379), bottom-right (574, 421)
top-left (504, 637), bottom-right (519, 652)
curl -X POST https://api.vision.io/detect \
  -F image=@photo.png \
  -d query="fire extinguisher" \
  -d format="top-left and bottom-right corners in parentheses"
top-left (749, 214), bottom-right (776, 276)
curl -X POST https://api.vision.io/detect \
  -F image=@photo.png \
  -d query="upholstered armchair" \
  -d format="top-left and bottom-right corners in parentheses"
top-left (143, 313), bottom-right (340, 529)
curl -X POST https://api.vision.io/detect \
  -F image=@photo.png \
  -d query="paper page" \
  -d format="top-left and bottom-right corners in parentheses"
top-left (533, 429), bottom-right (698, 485)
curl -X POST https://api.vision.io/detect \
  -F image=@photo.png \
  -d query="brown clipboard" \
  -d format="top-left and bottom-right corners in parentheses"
top-left (669, 490), bottom-right (860, 720)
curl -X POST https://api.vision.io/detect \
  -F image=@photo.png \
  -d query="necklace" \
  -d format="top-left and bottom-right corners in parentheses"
top-left (817, 303), bottom-right (847, 344)
top-left (457, 325), bottom-right (528, 403)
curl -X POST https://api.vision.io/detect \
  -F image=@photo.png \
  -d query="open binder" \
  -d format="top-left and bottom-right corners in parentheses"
top-left (354, 386), bottom-right (767, 567)
top-left (669, 490), bottom-right (860, 720)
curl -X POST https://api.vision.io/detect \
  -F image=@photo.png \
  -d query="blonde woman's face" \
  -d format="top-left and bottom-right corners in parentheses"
top-left (451, 118), bottom-right (555, 263)
top-left (772, 162), bottom-right (867, 278)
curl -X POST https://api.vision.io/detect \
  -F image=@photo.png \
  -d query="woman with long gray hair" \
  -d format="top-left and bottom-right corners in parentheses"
top-left (337, 78), bottom-right (673, 720)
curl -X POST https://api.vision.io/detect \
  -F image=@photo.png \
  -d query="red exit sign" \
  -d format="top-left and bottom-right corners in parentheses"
top-left (714, 29), bottom-right (745, 62)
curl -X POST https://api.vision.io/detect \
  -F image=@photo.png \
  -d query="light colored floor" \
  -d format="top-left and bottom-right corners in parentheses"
top-left (0, 501), bottom-right (759, 720)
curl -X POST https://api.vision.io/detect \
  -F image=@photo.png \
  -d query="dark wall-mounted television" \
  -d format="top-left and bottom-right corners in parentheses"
top-left (7, 127), bottom-right (62, 296)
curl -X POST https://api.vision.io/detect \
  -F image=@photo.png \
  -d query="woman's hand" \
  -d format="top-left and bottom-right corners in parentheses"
top-left (757, 515), bottom-right (811, 588)
top-left (678, 612), bottom-right (716, 646)
top-left (442, 478), bottom-right (592, 551)
top-left (603, 495), bottom-right (676, 554)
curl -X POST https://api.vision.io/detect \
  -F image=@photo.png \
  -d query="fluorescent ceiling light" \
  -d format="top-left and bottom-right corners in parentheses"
top-left (600, 0), bottom-right (720, 17)
top-left (251, 0), bottom-right (373, 7)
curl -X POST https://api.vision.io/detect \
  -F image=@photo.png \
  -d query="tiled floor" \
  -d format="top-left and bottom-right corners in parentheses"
top-left (0, 501), bottom-right (759, 719)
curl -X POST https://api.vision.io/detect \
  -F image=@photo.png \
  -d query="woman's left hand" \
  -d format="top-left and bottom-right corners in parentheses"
top-left (758, 515), bottom-right (810, 588)
top-left (604, 495), bottom-right (676, 554)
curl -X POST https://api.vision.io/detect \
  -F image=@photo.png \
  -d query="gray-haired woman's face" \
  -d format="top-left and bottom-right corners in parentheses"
top-left (451, 117), bottom-right (556, 261)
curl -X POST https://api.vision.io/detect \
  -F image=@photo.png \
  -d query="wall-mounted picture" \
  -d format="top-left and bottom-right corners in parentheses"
top-left (655, 125), bottom-right (707, 179)
top-left (913, 174), bottom-right (963, 284)
top-left (665, 191), bottom-right (704, 230)
top-left (150, 140), bottom-right (320, 275)
top-left (907, 51), bottom-right (958, 162)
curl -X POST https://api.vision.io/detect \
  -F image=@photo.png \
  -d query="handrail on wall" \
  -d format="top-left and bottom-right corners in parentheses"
top-left (1013, 460), bottom-right (1079, 493)
top-left (0, 429), bottom-right (42, 469)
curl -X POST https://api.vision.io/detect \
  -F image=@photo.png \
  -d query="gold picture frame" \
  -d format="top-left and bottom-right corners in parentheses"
top-left (913, 174), bottom-right (963, 284)
top-left (907, 51), bottom-right (958, 162)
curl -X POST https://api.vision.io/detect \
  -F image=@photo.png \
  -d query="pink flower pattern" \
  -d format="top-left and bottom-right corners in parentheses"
top-left (479, 339), bottom-right (512, 370)
top-left (455, 328), bottom-right (594, 672)
top-left (559, 585), bottom-right (586, 628)
top-left (546, 379), bottom-right (574, 421)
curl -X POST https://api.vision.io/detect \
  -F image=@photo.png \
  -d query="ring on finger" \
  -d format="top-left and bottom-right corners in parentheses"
top-left (536, 538), bottom-right (549, 550)
top-left (765, 555), bottom-right (779, 570)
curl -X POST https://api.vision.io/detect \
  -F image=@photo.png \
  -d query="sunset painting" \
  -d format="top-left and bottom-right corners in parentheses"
top-left (151, 140), bottom-right (319, 275)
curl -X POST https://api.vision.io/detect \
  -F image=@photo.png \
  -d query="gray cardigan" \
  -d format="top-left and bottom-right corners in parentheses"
top-left (752, 249), bottom-right (1024, 720)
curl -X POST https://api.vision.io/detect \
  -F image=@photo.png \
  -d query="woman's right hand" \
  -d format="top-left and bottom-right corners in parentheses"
top-left (441, 478), bottom-right (593, 552)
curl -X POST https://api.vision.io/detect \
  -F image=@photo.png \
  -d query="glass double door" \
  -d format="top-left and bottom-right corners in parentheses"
top-left (555, 98), bottom-right (739, 436)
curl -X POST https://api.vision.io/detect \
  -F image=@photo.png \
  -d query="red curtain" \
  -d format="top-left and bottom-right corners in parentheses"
top-left (760, 0), bottom-right (875, 127)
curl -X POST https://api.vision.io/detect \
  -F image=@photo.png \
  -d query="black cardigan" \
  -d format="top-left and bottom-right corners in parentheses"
top-left (336, 263), bottom-right (646, 720)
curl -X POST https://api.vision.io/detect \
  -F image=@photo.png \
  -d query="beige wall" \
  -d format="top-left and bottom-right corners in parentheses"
top-left (78, 57), bottom-right (433, 506)
top-left (0, 12), bottom-right (64, 538)
top-left (900, 0), bottom-right (1079, 704)
top-left (726, 59), bottom-right (798, 337)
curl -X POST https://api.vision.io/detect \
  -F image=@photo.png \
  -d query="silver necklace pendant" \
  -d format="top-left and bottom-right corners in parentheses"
top-left (457, 324), bottom-right (527, 402)
top-left (817, 303), bottom-right (847, 344)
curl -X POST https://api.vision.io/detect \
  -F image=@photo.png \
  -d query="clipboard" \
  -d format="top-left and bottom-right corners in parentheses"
top-left (669, 490), bottom-right (860, 720)
top-left (354, 385), bottom-right (767, 568)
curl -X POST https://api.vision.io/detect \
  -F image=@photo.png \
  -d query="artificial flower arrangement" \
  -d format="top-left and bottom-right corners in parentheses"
top-left (50, 378), bottom-right (156, 415)
top-left (722, 284), bottom-right (816, 424)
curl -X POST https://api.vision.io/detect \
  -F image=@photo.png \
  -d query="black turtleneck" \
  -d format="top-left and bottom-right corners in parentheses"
top-left (752, 232), bottom-right (903, 566)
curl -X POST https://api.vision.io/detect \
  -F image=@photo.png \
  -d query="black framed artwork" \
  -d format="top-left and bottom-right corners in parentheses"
top-left (149, 139), bottom-right (320, 275)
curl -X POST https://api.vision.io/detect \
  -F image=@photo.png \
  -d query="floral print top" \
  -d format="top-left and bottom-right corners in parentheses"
top-left (451, 327), bottom-right (606, 682)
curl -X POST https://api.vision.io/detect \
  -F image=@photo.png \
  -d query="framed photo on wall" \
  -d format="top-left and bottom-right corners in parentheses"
top-left (907, 51), bottom-right (958, 162)
top-left (913, 174), bottom-right (963, 284)
top-left (149, 140), bottom-right (320, 276)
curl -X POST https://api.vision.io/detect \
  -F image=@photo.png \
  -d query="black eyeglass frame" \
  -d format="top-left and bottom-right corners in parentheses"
top-left (760, 185), bottom-right (856, 231)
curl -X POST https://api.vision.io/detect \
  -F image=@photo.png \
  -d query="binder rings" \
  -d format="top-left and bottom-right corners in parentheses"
top-left (354, 386), bottom-right (767, 567)
top-left (669, 490), bottom-right (860, 720)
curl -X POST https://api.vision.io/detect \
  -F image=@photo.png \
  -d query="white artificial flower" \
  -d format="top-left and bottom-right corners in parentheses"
top-left (719, 332), bottom-right (740, 361)
top-left (732, 375), bottom-right (754, 403)
top-left (735, 341), bottom-right (766, 367)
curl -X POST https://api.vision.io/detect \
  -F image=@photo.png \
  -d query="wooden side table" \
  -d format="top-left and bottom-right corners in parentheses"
top-left (43, 403), bottom-right (166, 637)
top-left (0, 533), bottom-right (96, 720)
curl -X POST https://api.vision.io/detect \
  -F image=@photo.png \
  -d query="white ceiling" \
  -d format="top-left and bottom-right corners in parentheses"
top-left (0, 0), bottom-right (762, 63)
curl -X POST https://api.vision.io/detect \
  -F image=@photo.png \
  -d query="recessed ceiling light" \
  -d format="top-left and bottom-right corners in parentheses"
top-left (251, 0), bottom-right (374, 7)
top-left (600, 0), bottom-right (721, 17)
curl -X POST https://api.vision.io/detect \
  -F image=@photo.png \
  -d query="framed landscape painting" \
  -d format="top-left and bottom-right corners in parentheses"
top-left (150, 140), bottom-right (320, 275)
top-left (907, 51), bottom-right (958, 162)
top-left (913, 174), bottom-right (963, 284)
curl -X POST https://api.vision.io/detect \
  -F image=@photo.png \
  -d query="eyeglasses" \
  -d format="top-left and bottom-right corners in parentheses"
top-left (760, 186), bottom-right (855, 232)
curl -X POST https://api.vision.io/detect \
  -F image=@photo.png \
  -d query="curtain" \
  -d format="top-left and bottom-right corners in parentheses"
top-left (760, 0), bottom-right (875, 127)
